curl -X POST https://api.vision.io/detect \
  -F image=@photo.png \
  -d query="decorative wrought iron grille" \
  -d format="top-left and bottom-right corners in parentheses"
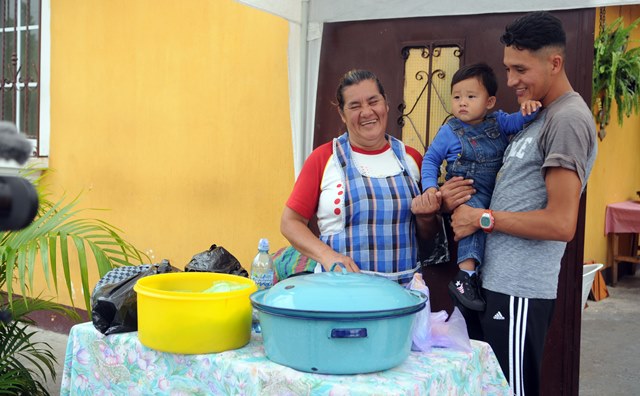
top-left (1, 0), bottom-right (41, 155)
top-left (399, 43), bottom-right (463, 155)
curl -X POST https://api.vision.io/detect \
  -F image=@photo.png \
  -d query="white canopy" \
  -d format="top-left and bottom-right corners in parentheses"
top-left (236, 0), bottom-right (638, 176)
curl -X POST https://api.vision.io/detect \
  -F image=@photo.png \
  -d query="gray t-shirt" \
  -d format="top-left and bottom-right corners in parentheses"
top-left (482, 92), bottom-right (597, 299)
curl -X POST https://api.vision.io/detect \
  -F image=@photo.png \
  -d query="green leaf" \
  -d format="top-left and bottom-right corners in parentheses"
top-left (59, 230), bottom-right (74, 306)
top-left (71, 235), bottom-right (90, 312)
top-left (48, 235), bottom-right (58, 294)
top-left (593, 15), bottom-right (640, 137)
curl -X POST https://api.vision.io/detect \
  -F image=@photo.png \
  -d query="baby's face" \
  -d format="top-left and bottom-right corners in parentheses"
top-left (450, 77), bottom-right (495, 125)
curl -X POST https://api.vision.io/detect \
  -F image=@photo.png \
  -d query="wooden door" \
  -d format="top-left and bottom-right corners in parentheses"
top-left (314, 9), bottom-right (595, 396)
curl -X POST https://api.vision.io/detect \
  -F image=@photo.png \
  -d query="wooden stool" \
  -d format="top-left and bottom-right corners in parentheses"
top-left (605, 201), bottom-right (640, 285)
top-left (609, 232), bottom-right (640, 285)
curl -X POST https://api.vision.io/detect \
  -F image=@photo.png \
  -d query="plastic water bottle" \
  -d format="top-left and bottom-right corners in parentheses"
top-left (250, 238), bottom-right (274, 333)
top-left (250, 238), bottom-right (274, 290)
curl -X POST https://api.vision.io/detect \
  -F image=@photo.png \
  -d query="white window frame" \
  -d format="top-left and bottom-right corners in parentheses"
top-left (0, 0), bottom-right (49, 171)
top-left (38, 0), bottom-right (50, 159)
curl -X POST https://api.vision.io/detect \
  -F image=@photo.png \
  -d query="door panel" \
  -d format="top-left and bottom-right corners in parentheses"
top-left (315, 9), bottom-right (595, 396)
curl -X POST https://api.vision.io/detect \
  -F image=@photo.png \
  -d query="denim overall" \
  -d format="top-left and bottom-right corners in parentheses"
top-left (445, 115), bottom-right (510, 266)
top-left (320, 133), bottom-right (421, 283)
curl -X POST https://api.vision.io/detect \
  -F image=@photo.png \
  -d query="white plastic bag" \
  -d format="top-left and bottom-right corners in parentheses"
top-left (430, 307), bottom-right (472, 352)
top-left (406, 273), bottom-right (432, 352)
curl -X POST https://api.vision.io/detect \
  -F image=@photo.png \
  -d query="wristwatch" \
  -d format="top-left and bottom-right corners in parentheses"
top-left (479, 210), bottom-right (495, 233)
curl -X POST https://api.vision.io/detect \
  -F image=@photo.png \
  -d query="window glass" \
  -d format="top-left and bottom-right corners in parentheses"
top-left (19, 87), bottom-right (38, 140)
top-left (1, 31), bottom-right (17, 76)
top-left (400, 45), bottom-right (461, 154)
top-left (21, 0), bottom-right (39, 26)
top-left (21, 29), bottom-right (40, 72)
top-left (2, 88), bottom-right (14, 119)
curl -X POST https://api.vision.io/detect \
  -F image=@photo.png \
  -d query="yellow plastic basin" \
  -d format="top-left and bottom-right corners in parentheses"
top-left (134, 272), bottom-right (257, 354)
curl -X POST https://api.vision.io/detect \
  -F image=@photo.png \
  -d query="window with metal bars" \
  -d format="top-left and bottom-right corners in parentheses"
top-left (1, 0), bottom-right (45, 158)
top-left (399, 44), bottom-right (463, 155)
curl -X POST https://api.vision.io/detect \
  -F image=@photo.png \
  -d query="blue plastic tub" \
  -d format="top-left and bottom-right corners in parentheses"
top-left (250, 270), bottom-right (427, 374)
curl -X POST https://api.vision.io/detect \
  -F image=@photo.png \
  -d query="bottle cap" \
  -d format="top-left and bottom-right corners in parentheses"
top-left (258, 238), bottom-right (270, 251)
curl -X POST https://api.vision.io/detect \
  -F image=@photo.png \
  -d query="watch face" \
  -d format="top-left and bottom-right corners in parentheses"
top-left (480, 214), bottom-right (491, 228)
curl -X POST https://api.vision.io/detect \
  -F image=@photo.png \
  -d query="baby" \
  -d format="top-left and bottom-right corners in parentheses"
top-left (421, 63), bottom-right (540, 311)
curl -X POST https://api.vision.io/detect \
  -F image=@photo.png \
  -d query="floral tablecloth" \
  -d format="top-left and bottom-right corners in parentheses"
top-left (60, 322), bottom-right (510, 395)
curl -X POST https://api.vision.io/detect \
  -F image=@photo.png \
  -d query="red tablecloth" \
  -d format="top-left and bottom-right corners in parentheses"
top-left (605, 201), bottom-right (640, 235)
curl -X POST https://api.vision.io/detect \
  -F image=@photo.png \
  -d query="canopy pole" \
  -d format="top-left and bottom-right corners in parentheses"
top-left (296, 0), bottom-right (310, 178)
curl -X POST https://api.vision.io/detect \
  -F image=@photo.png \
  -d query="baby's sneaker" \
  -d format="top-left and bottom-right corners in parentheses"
top-left (448, 270), bottom-right (486, 311)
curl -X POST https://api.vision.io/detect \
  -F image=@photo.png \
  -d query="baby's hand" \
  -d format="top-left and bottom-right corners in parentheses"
top-left (412, 187), bottom-right (441, 216)
top-left (520, 100), bottom-right (542, 116)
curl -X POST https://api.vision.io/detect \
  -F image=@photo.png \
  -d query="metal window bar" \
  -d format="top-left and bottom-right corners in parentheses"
top-left (1, 0), bottom-right (41, 156)
top-left (399, 43), bottom-right (463, 153)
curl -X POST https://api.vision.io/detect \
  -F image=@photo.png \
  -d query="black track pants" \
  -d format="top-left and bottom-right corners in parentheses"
top-left (477, 288), bottom-right (555, 396)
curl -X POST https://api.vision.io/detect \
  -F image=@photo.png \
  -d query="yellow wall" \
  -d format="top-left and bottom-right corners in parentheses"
top-left (41, 0), bottom-right (293, 306)
top-left (583, 6), bottom-right (640, 266)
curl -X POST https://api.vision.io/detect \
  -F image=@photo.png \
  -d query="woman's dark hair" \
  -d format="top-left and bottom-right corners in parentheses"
top-left (451, 63), bottom-right (498, 97)
top-left (335, 69), bottom-right (386, 110)
top-left (500, 11), bottom-right (566, 51)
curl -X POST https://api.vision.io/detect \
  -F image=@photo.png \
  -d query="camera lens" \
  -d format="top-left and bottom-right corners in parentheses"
top-left (0, 176), bottom-right (39, 231)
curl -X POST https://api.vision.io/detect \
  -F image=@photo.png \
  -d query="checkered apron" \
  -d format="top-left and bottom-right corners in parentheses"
top-left (320, 133), bottom-right (421, 283)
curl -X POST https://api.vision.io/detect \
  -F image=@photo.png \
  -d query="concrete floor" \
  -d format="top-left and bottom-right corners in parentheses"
top-left (28, 271), bottom-right (640, 395)
top-left (21, 325), bottom-right (68, 395)
top-left (579, 271), bottom-right (640, 395)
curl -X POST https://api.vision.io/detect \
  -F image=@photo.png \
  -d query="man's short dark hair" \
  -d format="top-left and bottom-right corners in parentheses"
top-left (451, 63), bottom-right (498, 97)
top-left (500, 11), bottom-right (566, 51)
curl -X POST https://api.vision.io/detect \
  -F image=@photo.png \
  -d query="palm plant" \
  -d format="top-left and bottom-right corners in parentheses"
top-left (0, 298), bottom-right (73, 395)
top-left (1, 169), bottom-right (149, 395)
top-left (592, 16), bottom-right (640, 140)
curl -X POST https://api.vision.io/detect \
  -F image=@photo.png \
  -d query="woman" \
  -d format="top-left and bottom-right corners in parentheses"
top-left (280, 69), bottom-right (443, 283)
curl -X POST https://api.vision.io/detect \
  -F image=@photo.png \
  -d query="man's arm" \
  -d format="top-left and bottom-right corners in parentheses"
top-left (451, 167), bottom-right (582, 241)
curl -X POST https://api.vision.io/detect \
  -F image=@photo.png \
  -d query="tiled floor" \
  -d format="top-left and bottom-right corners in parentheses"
top-left (31, 271), bottom-right (640, 395)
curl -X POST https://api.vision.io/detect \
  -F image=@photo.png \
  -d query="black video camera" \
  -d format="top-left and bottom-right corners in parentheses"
top-left (0, 121), bottom-right (39, 231)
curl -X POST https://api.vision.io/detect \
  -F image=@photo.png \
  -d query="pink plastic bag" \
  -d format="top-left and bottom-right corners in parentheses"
top-left (406, 273), bottom-right (432, 352)
top-left (430, 307), bottom-right (472, 352)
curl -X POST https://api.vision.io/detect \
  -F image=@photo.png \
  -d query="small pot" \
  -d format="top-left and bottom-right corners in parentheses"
top-left (250, 269), bottom-right (427, 374)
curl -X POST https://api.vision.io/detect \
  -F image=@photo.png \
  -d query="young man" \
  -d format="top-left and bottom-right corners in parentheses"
top-left (449, 12), bottom-right (597, 395)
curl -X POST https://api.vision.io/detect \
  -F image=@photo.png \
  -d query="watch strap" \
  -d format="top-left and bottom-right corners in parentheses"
top-left (480, 209), bottom-right (494, 233)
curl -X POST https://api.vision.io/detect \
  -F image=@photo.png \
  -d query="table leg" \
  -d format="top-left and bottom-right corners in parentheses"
top-left (611, 233), bottom-right (640, 285)
top-left (633, 233), bottom-right (639, 275)
top-left (607, 234), bottom-right (614, 281)
top-left (612, 234), bottom-right (619, 286)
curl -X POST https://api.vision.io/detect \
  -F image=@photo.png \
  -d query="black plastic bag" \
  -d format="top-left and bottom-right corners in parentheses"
top-left (184, 244), bottom-right (248, 277)
top-left (91, 259), bottom-right (179, 335)
top-left (419, 215), bottom-right (451, 266)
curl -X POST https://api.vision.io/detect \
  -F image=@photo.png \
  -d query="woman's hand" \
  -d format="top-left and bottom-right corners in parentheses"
top-left (281, 207), bottom-right (361, 273)
top-left (451, 204), bottom-right (483, 241)
top-left (320, 252), bottom-right (360, 273)
top-left (439, 177), bottom-right (475, 213)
